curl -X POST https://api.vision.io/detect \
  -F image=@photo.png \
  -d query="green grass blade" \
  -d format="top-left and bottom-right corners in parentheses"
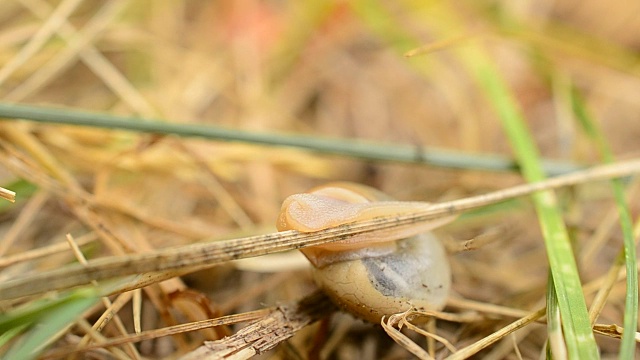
top-left (0, 324), bottom-right (28, 349)
top-left (0, 297), bottom-right (76, 333)
top-left (0, 289), bottom-right (99, 333)
top-left (346, 2), bottom-right (599, 357)
top-left (469, 58), bottom-right (599, 360)
top-left (571, 90), bottom-right (638, 359)
top-left (1, 289), bottom-right (99, 360)
top-left (448, 36), bottom-right (599, 360)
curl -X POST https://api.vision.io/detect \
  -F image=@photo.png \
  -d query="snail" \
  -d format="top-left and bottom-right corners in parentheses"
top-left (277, 182), bottom-right (455, 323)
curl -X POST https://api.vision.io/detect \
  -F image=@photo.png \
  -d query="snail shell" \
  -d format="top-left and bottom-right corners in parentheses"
top-left (277, 182), bottom-right (452, 323)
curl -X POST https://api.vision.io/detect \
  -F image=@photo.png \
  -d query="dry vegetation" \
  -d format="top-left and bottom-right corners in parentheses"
top-left (0, 1), bottom-right (639, 359)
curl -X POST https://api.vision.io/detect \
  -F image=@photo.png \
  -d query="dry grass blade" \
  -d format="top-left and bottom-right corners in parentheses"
top-left (399, 315), bottom-right (458, 354)
top-left (0, 0), bottom-right (83, 85)
top-left (381, 313), bottom-right (433, 360)
top-left (43, 309), bottom-right (272, 359)
top-left (180, 291), bottom-right (334, 360)
top-left (0, 232), bottom-right (95, 268)
top-left (403, 32), bottom-right (475, 57)
top-left (5, 0), bottom-right (129, 102)
top-left (64, 233), bottom-right (142, 360)
top-left (592, 323), bottom-right (640, 341)
top-left (445, 308), bottom-right (547, 360)
top-left (446, 297), bottom-right (536, 320)
top-left (0, 186), bottom-right (15, 202)
top-left (1, 159), bottom-right (639, 300)
top-left (19, 0), bottom-right (156, 116)
top-left (0, 191), bottom-right (48, 256)
top-left (2, 2), bottom-right (639, 358)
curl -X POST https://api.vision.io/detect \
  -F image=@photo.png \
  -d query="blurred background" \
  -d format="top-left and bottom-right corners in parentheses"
top-left (0, 1), bottom-right (639, 358)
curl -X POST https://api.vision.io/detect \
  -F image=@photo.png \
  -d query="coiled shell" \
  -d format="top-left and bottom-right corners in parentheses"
top-left (277, 182), bottom-right (452, 323)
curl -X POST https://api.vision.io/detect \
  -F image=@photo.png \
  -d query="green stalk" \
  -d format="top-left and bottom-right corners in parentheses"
top-left (572, 90), bottom-right (637, 359)
top-left (0, 102), bottom-right (580, 175)
top-left (468, 58), bottom-right (599, 359)
top-left (351, 1), bottom-right (599, 357)
top-left (0, 288), bottom-right (99, 360)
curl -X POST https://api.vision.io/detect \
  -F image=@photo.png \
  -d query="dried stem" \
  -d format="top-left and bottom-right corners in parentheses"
top-left (0, 186), bottom-right (16, 203)
top-left (1, 159), bottom-right (639, 300)
top-left (180, 291), bottom-right (334, 360)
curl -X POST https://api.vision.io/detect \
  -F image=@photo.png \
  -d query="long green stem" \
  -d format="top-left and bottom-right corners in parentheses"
top-left (0, 102), bottom-right (581, 175)
top-left (572, 90), bottom-right (638, 359)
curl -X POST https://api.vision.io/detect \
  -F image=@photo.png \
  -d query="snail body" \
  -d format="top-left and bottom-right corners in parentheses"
top-left (277, 182), bottom-right (453, 323)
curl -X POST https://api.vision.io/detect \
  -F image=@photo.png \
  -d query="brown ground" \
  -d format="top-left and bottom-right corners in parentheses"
top-left (0, 1), bottom-right (639, 359)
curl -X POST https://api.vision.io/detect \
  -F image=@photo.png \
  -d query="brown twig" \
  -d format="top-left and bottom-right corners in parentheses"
top-left (42, 308), bottom-right (273, 359)
top-left (180, 291), bottom-right (335, 360)
top-left (1, 159), bottom-right (639, 300)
